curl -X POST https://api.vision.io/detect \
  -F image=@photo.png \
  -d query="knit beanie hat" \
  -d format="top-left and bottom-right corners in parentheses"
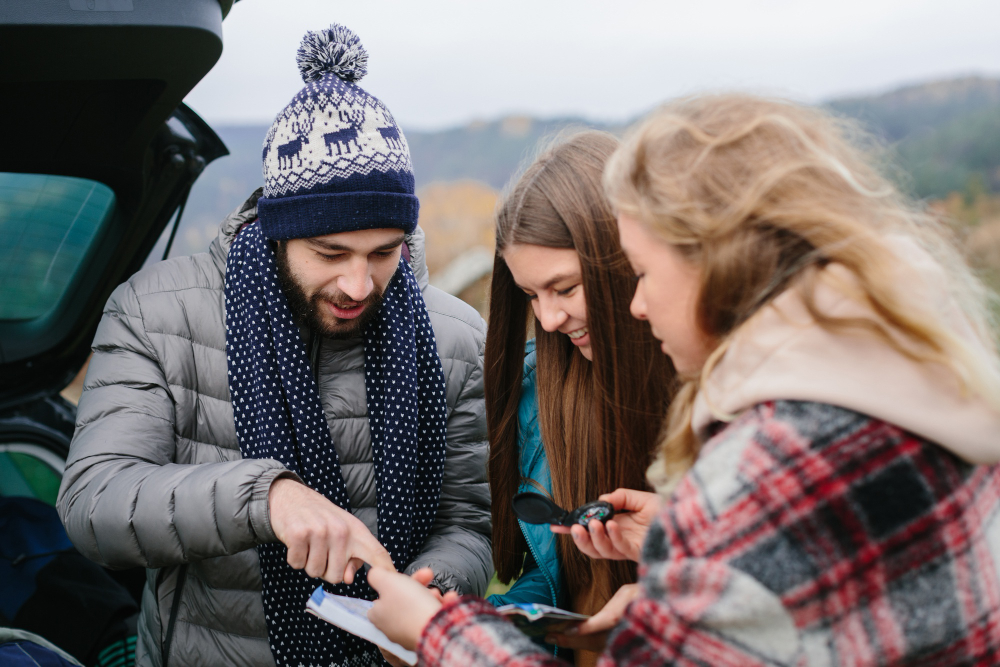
top-left (257, 24), bottom-right (417, 240)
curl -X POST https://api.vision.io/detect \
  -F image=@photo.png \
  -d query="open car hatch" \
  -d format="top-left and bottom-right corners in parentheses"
top-left (0, 0), bottom-right (234, 407)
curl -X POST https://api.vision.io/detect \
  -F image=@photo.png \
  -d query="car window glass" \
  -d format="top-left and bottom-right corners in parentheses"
top-left (0, 173), bottom-right (115, 320)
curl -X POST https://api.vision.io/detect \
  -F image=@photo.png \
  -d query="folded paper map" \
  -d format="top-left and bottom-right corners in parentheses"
top-left (305, 586), bottom-right (417, 666)
top-left (495, 602), bottom-right (590, 638)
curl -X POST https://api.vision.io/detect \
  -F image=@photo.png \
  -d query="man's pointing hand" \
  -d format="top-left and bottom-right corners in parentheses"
top-left (268, 478), bottom-right (394, 583)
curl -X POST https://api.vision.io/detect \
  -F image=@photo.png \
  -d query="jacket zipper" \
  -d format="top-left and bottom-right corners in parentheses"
top-left (519, 519), bottom-right (561, 657)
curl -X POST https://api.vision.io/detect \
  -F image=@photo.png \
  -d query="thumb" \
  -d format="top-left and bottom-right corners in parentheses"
top-left (576, 604), bottom-right (620, 634)
top-left (577, 583), bottom-right (639, 634)
top-left (599, 488), bottom-right (651, 512)
top-left (598, 488), bottom-right (626, 508)
top-left (410, 567), bottom-right (435, 587)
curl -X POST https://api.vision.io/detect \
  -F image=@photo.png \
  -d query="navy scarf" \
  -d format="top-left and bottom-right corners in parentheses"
top-left (225, 220), bottom-right (448, 666)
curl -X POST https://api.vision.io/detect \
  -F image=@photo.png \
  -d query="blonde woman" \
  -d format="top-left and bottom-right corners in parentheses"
top-left (367, 94), bottom-right (1000, 666)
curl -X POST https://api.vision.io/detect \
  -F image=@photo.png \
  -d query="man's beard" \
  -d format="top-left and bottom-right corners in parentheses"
top-left (275, 242), bottom-right (384, 340)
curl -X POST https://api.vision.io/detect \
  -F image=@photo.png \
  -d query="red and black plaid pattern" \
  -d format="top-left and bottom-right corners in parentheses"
top-left (418, 401), bottom-right (1000, 666)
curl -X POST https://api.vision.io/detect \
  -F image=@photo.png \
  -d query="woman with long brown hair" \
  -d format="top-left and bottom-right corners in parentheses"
top-left (367, 94), bottom-right (1000, 666)
top-left (481, 130), bottom-right (674, 663)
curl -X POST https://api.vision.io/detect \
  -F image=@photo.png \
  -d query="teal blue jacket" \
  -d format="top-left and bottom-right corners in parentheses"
top-left (487, 340), bottom-right (566, 611)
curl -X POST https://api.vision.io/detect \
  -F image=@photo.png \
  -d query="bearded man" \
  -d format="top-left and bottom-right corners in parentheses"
top-left (57, 25), bottom-right (491, 667)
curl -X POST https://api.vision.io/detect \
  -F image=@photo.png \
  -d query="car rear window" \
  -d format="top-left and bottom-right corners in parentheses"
top-left (0, 173), bottom-right (116, 320)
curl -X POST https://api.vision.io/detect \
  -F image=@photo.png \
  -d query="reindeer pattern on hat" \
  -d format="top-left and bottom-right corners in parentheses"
top-left (262, 77), bottom-right (412, 198)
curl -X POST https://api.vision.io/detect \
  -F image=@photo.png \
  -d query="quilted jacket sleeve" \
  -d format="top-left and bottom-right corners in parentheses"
top-left (404, 316), bottom-right (492, 596)
top-left (56, 279), bottom-right (294, 569)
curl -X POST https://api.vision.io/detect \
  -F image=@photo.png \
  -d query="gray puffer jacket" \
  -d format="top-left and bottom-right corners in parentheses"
top-left (56, 193), bottom-right (492, 666)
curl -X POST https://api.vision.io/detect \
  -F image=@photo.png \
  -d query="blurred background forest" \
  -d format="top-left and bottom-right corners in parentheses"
top-left (149, 75), bottom-right (1000, 317)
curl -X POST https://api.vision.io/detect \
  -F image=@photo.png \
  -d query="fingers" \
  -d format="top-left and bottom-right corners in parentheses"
top-left (309, 542), bottom-right (336, 581)
top-left (549, 525), bottom-right (572, 534)
top-left (410, 567), bottom-right (435, 587)
top-left (576, 612), bottom-right (616, 635)
top-left (569, 524), bottom-right (602, 559)
top-left (577, 583), bottom-right (639, 635)
top-left (546, 585), bottom-right (637, 651)
top-left (411, 568), bottom-right (444, 599)
top-left (285, 538), bottom-right (309, 570)
top-left (368, 566), bottom-right (424, 596)
top-left (598, 488), bottom-right (627, 508)
top-left (332, 536), bottom-right (390, 584)
top-left (442, 591), bottom-right (461, 604)
top-left (283, 518), bottom-right (392, 584)
top-left (352, 530), bottom-right (395, 571)
top-left (367, 567), bottom-right (443, 651)
top-left (586, 520), bottom-right (617, 557)
top-left (606, 520), bottom-right (640, 562)
top-left (329, 514), bottom-right (391, 583)
top-left (328, 517), bottom-right (393, 583)
top-left (365, 565), bottom-right (393, 592)
top-left (292, 526), bottom-right (387, 584)
top-left (343, 557), bottom-right (366, 585)
top-left (563, 520), bottom-right (636, 561)
top-left (272, 482), bottom-right (396, 580)
top-left (570, 521), bottom-right (622, 560)
top-left (284, 525), bottom-right (323, 577)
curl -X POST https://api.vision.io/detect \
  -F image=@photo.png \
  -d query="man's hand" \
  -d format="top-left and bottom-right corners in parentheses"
top-left (367, 567), bottom-right (444, 651)
top-left (545, 583), bottom-right (640, 651)
top-left (551, 488), bottom-right (661, 562)
top-left (268, 478), bottom-right (394, 583)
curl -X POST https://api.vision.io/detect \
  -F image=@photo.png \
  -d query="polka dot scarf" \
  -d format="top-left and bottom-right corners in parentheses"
top-left (225, 220), bottom-right (448, 666)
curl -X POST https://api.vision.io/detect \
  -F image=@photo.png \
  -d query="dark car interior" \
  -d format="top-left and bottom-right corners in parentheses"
top-left (0, 2), bottom-right (236, 664)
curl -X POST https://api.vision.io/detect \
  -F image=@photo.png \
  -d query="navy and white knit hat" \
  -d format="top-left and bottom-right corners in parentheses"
top-left (258, 24), bottom-right (417, 240)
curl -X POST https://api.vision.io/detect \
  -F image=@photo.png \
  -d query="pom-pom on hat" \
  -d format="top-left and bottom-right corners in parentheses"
top-left (258, 24), bottom-right (417, 240)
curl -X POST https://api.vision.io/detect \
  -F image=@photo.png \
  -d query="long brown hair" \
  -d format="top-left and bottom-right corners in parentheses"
top-left (485, 131), bottom-right (676, 610)
top-left (603, 94), bottom-right (1000, 491)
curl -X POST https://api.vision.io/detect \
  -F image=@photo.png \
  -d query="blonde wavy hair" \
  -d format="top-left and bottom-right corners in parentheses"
top-left (603, 93), bottom-right (1000, 489)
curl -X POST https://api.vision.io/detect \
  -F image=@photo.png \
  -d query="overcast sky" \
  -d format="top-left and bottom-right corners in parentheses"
top-left (183, 0), bottom-right (1000, 130)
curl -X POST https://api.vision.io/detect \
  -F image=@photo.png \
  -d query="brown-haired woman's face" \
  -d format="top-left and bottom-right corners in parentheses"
top-left (617, 214), bottom-right (711, 375)
top-left (504, 243), bottom-right (592, 361)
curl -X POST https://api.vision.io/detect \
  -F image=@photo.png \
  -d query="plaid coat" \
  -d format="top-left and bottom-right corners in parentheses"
top-left (418, 400), bottom-right (1000, 666)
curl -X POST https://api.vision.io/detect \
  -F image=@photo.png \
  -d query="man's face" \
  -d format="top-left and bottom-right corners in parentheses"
top-left (275, 227), bottom-right (405, 339)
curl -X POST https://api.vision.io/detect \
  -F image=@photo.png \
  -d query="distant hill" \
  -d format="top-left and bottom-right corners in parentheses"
top-left (153, 75), bottom-right (1000, 261)
top-left (406, 116), bottom-right (624, 190)
top-left (406, 75), bottom-right (1000, 197)
top-left (827, 76), bottom-right (1000, 198)
top-left (827, 76), bottom-right (1000, 142)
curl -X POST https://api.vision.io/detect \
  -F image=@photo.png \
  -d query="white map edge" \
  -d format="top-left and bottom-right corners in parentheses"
top-left (305, 586), bottom-right (418, 666)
